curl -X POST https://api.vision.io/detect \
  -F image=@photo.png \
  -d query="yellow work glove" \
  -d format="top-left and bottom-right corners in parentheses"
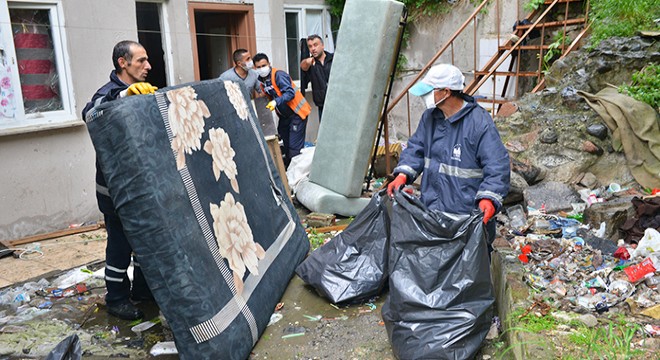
top-left (266, 100), bottom-right (277, 111)
top-left (126, 82), bottom-right (158, 96)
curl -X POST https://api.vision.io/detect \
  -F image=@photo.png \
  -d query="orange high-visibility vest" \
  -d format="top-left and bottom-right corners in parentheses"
top-left (267, 68), bottom-right (311, 120)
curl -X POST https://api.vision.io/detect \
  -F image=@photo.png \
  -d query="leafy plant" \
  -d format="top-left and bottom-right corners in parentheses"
top-left (589, 0), bottom-right (660, 47)
top-left (307, 229), bottom-right (328, 251)
top-left (541, 32), bottom-right (569, 74)
top-left (619, 63), bottom-right (660, 111)
top-left (523, 0), bottom-right (545, 12)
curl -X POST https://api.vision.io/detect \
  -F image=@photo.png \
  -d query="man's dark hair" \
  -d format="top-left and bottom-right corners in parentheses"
top-left (307, 34), bottom-right (323, 44)
top-left (232, 49), bottom-right (248, 64)
top-left (253, 53), bottom-right (269, 64)
top-left (112, 40), bottom-right (141, 72)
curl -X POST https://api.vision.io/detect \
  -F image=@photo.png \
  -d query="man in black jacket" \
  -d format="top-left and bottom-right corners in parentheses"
top-left (82, 40), bottom-right (157, 320)
top-left (300, 34), bottom-right (333, 122)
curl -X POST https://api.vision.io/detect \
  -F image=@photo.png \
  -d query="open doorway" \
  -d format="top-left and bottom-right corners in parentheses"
top-left (188, 3), bottom-right (256, 81)
top-left (136, 2), bottom-right (168, 89)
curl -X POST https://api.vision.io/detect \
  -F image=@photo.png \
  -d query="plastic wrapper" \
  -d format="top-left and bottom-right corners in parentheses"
top-left (296, 190), bottom-right (390, 304)
top-left (382, 191), bottom-right (493, 360)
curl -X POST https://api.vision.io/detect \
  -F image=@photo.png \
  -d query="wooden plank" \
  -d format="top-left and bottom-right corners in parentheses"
top-left (265, 135), bottom-right (292, 198)
top-left (474, 71), bottom-right (539, 77)
top-left (7, 222), bottom-right (105, 247)
top-left (305, 224), bottom-right (349, 234)
top-left (514, 18), bottom-right (585, 30)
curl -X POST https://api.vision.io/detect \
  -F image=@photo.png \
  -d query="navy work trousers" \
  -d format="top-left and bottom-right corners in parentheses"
top-left (103, 212), bottom-right (151, 304)
top-left (278, 113), bottom-right (307, 167)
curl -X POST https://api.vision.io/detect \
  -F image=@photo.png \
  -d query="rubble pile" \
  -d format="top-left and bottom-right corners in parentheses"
top-left (502, 189), bottom-right (660, 336)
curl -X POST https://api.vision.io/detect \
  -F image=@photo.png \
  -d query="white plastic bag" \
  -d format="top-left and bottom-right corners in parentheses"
top-left (286, 147), bottom-right (315, 193)
top-left (632, 228), bottom-right (660, 259)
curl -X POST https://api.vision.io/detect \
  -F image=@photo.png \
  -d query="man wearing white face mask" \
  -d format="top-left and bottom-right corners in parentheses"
top-left (253, 52), bottom-right (311, 167)
top-left (220, 49), bottom-right (260, 99)
top-left (387, 63), bottom-right (510, 249)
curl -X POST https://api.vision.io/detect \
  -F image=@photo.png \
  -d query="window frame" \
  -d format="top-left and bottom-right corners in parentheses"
top-left (0, 0), bottom-right (77, 135)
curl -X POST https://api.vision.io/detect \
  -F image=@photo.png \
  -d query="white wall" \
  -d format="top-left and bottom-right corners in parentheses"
top-left (0, 0), bottom-right (195, 241)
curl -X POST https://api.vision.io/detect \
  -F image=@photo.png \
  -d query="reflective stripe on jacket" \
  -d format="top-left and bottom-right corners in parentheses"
top-left (269, 68), bottom-right (311, 120)
top-left (394, 99), bottom-right (510, 214)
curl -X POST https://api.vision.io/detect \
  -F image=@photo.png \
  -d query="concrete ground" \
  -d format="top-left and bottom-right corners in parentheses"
top-left (0, 227), bottom-right (507, 359)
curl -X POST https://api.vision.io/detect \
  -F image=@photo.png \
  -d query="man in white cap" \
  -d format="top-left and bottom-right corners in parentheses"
top-left (387, 64), bottom-right (510, 247)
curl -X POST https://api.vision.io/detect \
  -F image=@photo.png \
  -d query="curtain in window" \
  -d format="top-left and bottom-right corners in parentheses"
top-left (305, 10), bottom-right (335, 53)
top-left (11, 8), bottom-right (62, 114)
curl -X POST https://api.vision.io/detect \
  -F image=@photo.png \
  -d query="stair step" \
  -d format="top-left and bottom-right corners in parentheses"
top-left (515, 18), bottom-right (586, 30)
top-left (474, 71), bottom-right (539, 77)
top-left (475, 97), bottom-right (511, 105)
top-left (499, 44), bottom-right (552, 50)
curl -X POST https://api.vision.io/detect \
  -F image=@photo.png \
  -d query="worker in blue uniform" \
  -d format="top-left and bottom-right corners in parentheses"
top-left (388, 64), bottom-right (510, 247)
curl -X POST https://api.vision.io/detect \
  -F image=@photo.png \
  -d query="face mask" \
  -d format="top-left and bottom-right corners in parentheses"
top-left (422, 91), bottom-right (436, 109)
top-left (241, 60), bottom-right (254, 71)
top-left (256, 66), bottom-right (270, 78)
top-left (422, 90), bottom-right (449, 109)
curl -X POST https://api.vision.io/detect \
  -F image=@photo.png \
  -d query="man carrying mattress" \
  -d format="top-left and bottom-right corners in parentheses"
top-left (82, 40), bottom-right (158, 320)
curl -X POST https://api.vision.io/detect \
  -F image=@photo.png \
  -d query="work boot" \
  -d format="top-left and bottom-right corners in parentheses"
top-left (106, 299), bottom-right (144, 320)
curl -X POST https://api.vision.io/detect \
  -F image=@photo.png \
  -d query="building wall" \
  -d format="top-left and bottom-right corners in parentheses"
top-left (0, 0), bottom-right (195, 241)
top-left (0, 0), bottom-right (520, 241)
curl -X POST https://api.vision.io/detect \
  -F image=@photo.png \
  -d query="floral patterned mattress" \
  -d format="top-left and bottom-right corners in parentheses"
top-left (85, 79), bottom-right (309, 359)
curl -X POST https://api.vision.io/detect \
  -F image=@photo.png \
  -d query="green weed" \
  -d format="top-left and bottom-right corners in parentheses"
top-left (589, 0), bottom-right (660, 47)
top-left (566, 320), bottom-right (644, 359)
top-left (541, 32), bottom-right (569, 74)
top-left (619, 63), bottom-right (660, 111)
top-left (307, 229), bottom-right (329, 251)
top-left (524, 0), bottom-right (545, 12)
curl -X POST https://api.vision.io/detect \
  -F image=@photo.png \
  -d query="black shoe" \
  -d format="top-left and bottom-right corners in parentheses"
top-left (106, 300), bottom-right (144, 320)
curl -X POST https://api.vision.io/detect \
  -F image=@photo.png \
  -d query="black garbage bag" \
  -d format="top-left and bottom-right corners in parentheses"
top-left (382, 191), bottom-right (494, 360)
top-left (296, 190), bottom-right (391, 304)
top-left (45, 334), bottom-right (81, 360)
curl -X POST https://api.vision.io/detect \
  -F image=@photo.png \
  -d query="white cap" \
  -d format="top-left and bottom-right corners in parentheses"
top-left (409, 64), bottom-right (465, 96)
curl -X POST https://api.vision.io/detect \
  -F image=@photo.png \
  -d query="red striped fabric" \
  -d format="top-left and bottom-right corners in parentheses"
top-left (18, 60), bottom-right (52, 74)
top-left (21, 85), bottom-right (56, 100)
top-left (14, 33), bottom-right (49, 48)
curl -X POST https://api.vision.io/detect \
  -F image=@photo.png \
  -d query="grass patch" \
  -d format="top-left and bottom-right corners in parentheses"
top-left (564, 316), bottom-right (645, 360)
top-left (508, 307), bottom-right (558, 332)
top-left (589, 0), bottom-right (660, 47)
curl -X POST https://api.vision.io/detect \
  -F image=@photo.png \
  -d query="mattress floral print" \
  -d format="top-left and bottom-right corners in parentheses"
top-left (166, 83), bottom-right (264, 295)
top-left (85, 78), bottom-right (308, 358)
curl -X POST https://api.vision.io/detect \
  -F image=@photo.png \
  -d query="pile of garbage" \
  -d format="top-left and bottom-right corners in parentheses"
top-left (502, 190), bottom-right (660, 335)
top-left (0, 265), bottom-right (169, 358)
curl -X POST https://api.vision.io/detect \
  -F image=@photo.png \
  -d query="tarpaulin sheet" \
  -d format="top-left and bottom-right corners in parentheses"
top-left (85, 79), bottom-right (309, 360)
top-left (296, 190), bottom-right (390, 304)
top-left (382, 191), bottom-right (493, 360)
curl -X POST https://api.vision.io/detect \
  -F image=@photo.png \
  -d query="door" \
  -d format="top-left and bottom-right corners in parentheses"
top-left (188, 3), bottom-right (256, 81)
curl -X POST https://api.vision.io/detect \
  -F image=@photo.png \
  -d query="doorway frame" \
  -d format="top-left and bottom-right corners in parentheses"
top-left (188, 2), bottom-right (256, 81)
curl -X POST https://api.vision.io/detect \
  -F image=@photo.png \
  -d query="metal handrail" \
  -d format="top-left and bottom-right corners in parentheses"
top-left (465, 0), bottom-right (562, 95)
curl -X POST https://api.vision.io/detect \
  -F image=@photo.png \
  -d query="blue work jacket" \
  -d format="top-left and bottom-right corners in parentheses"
top-left (394, 98), bottom-right (510, 214)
